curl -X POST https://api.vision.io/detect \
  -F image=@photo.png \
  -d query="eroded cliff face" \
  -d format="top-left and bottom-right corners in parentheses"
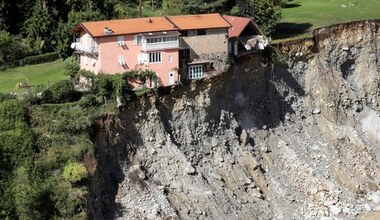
top-left (89, 20), bottom-right (380, 220)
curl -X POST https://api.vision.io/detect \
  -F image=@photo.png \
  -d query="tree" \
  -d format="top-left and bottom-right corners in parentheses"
top-left (0, 31), bottom-right (24, 67)
top-left (23, 0), bottom-right (55, 53)
top-left (181, 0), bottom-right (235, 14)
top-left (162, 0), bottom-right (182, 15)
top-left (64, 56), bottom-right (80, 77)
top-left (232, 0), bottom-right (282, 35)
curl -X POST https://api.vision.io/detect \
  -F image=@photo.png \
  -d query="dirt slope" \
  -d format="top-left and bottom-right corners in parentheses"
top-left (89, 20), bottom-right (380, 220)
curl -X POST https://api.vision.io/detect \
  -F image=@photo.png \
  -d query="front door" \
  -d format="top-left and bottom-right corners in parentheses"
top-left (168, 71), bottom-right (175, 86)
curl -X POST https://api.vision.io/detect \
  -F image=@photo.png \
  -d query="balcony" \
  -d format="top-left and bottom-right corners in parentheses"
top-left (141, 41), bottom-right (179, 52)
top-left (71, 42), bottom-right (99, 54)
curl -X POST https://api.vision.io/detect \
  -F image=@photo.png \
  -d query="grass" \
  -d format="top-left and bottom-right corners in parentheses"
top-left (0, 59), bottom-right (67, 94)
top-left (274, 0), bottom-right (380, 40)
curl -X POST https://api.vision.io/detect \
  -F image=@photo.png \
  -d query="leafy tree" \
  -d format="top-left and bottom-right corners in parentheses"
top-left (0, 31), bottom-right (29, 68)
top-left (64, 56), bottom-right (80, 77)
top-left (232, 0), bottom-right (282, 34)
top-left (181, 0), bottom-right (235, 14)
top-left (23, 0), bottom-right (54, 53)
top-left (162, 0), bottom-right (182, 15)
top-left (42, 80), bottom-right (77, 103)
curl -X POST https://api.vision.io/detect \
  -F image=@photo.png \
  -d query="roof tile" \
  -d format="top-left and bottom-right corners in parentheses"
top-left (168, 13), bottom-right (231, 30)
top-left (223, 15), bottom-right (251, 38)
top-left (80, 17), bottom-right (177, 37)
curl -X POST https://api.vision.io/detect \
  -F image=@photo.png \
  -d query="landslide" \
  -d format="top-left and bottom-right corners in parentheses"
top-left (89, 20), bottom-right (380, 220)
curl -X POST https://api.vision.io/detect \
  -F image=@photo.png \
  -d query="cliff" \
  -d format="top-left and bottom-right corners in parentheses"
top-left (89, 20), bottom-right (380, 220)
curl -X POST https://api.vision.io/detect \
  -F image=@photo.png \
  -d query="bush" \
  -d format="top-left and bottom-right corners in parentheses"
top-left (78, 94), bottom-right (98, 108)
top-left (63, 162), bottom-right (88, 183)
top-left (64, 56), bottom-right (80, 77)
top-left (42, 80), bottom-right (79, 103)
top-left (0, 93), bottom-right (17, 102)
top-left (23, 52), bottom-right (59, 65)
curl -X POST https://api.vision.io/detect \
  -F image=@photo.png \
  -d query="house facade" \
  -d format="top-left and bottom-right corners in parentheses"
top-left (71, 17), bottom-right (181, 87)
top-left (71, 14), bottom-right (266, 88)
top-left (168, 14), bottom-right (230, 80)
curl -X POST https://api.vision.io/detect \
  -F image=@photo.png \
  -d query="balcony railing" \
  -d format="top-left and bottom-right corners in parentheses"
top-left (71, 42), bottom-right (99, 54)
top-left (141, 41), bottom-right (179, 51)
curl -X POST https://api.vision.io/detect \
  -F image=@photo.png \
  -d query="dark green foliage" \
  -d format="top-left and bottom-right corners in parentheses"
top-left (79, 94), bottom-right (99, 108)
top-left (23, 0), bottom-right (55, 53)
top-left (123, 69), bottom-right (158, 87)
top-left (0, 93), bottom-right (17, 102)
top-left (23, 52), bottom-right (60, 66)
top-left (64, 56), bottom-right (80, 77)
top-left (232, 0), bottom-right (282, 34)
top-left (0, 99), bottom-right (35, 219)
top-left (0, 31), bottom-right (30, 69)
top-left (56, 20), bottom-right (73, 59)
top-left (92, 74), bottom-right (127, 101)
top-left (42, 80), bottom-right (80, 103)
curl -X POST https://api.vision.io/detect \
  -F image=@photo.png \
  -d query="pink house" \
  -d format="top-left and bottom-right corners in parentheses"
top-left (71, 16), bottom-right (180, 87)
top-left (71, 14), bottom-right (266, 88)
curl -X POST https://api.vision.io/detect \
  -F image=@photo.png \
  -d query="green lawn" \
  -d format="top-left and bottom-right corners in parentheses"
top-left (0, 59), bottom-right (67, 94)
top-left (275, 0), bottom-right (380, 40)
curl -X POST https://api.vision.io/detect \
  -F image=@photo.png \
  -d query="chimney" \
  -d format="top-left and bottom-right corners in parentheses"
top-left (104, 27), bottom-right (112, 35)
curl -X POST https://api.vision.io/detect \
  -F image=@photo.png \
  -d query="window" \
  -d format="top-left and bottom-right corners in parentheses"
top-left (149, 52), bottom-right (162, 63)
top-left (134, 35), bottom-right (142, 45)
top-left (180, 30), bottom-right (188, 36)
top-left (117, 36), bottom-right (125, 46)
top-left (146, 36), bottom-right (178, 44)
top-left (118, 55), bottom-right (125, 66)
top-left (147, 37), bottom-right (161, 44)
top-left (137, 53), bottom-right (148, 64)
top-left (179, 49), bottom-right (190, 60)
top-left (188, 65), bottom-right (203, 79)
top-left (197, 29), bottom-right (206, 35)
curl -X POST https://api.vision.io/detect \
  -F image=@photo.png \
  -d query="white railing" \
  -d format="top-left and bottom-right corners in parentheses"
top-left (142, 41), bottom-right (179, 51)
top-left (72, 42), bottom-right (99, 54)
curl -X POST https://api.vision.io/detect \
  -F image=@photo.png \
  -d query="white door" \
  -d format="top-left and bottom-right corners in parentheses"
top-left (168, 71), bottom-right (175, 86)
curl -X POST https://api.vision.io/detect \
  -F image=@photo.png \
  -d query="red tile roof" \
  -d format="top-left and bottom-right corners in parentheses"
top-left (77, 17), bottom-right (178, 37)
top-left (168, 13), bottom-right (231, 30)
top-left (73, 14), bottom-right (233, 37)
top-left (223, 15), bottom-right (251, 38)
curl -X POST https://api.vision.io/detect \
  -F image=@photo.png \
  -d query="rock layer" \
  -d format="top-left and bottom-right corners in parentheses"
top-left (89, 20), bottom-right (380, 220)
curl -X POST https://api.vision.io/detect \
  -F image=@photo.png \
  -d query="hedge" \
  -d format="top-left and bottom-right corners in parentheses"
top-left (23, 52), bottom-right (60, 65)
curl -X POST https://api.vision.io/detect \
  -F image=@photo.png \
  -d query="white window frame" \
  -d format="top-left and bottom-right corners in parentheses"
top-left (149, 52), bottom-right (162, 63)
top-left (137, 53), bottom-right (148, 64)
top-left (117, 36), bottom-right (125, 46)
top-left (188, 65), bottom-right (203, 79)
top-left (146, 36), bottom-right (178, 44)
top-left (118, 55), bottom-right (126, 66)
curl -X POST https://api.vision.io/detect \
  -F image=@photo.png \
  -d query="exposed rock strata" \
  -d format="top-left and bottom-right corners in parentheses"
top-left (89, 20), bottom-right (380, 220)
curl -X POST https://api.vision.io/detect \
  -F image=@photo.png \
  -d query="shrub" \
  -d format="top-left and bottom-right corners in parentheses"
top-left (92, 74), bottom-right (126, 103)
top-left (23, 52), bottom-right (59, 65)
top-left (78, 94), bottom-right (98, 108)
top-left (63, 162), bottom-right (88, 183)
top-left (41, 80), bottom-right (79, 103)
top-left (0, 93), bottom-right (17, 102)
top-left (64, 56), bottom-right (80, 77)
